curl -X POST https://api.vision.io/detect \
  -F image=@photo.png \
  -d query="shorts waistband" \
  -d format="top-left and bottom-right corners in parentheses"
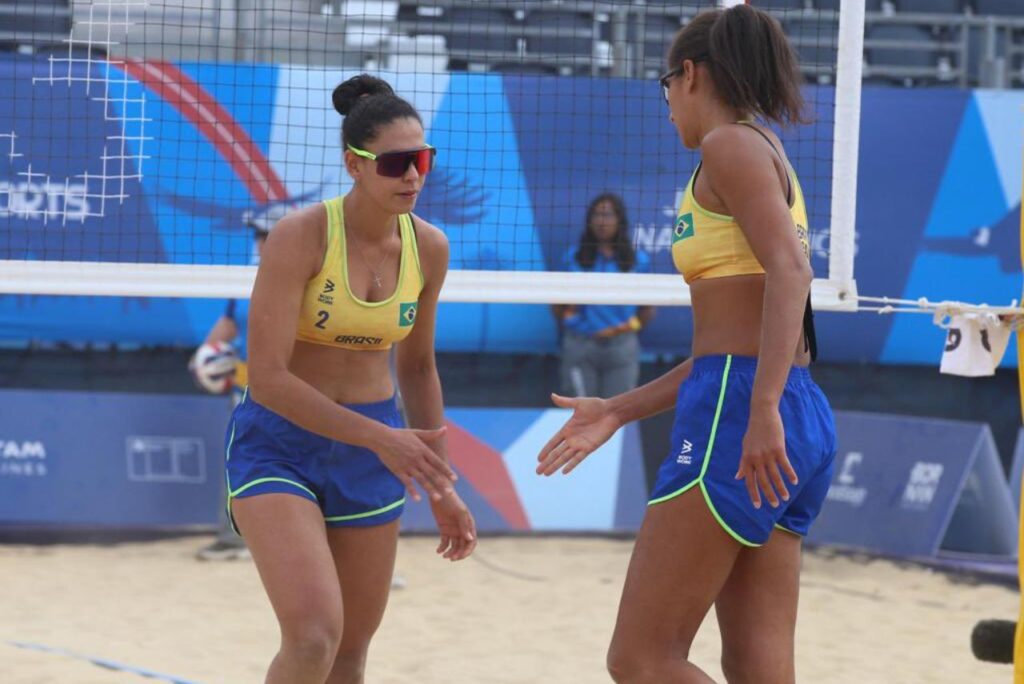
top-left (341, 395), bottom-right (400, 418)
top-left (691, 354), bottom-right (811, 383)
top-left (242, 388), bottom-right (399, 420)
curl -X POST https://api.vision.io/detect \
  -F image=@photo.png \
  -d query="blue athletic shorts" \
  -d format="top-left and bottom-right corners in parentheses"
top-left (649, 355), bottom-right (836, 546)
top-left (224, 389), bottom-right (406, 531)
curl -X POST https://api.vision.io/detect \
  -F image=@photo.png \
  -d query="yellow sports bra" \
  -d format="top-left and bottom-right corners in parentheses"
top-left (671, 124), bottom-right (810, 283)
top-left (296, 196), bottom-right (424, 351)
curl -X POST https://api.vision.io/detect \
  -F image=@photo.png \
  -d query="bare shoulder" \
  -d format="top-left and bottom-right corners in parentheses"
top-left (701, 125), bottom-right (769, 170)
top-left (410, 215), bottom-right (449, 254)
top-left (261, 202), bottom-right (327, 278)
top-left (410, 215), bottom-right (450, 282)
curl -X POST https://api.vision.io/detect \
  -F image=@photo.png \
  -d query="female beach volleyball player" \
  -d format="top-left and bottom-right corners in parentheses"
top-left (227, 74), bottom-right (476, 684)
top-left (537, 6), bottom-right (836, 683)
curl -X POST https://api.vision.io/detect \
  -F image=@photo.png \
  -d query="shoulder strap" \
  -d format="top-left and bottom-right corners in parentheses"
top-left (319, 197), bottom-right (342, 275)
top-left (403, 213), bottom-right (425, 289)
top-left (691, 161), bottom-right (703, 192)
top-left (735, 121), bottom-right (793, 206)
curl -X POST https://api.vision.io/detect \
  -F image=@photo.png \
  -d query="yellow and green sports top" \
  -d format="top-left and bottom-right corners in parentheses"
top-left (671, 124), bottom-right (811, 283)
top-left (295, 196), bottom-right (424, 351)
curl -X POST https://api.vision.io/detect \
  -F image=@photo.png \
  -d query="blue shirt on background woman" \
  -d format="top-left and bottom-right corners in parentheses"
top-left (553, 193), bottom-right (654, 398)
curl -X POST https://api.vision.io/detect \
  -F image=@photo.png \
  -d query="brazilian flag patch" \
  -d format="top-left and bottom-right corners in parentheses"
top-left (673, 212), bottom-right (695, 243)
top-left (399, 302), bottom-right (417, 327)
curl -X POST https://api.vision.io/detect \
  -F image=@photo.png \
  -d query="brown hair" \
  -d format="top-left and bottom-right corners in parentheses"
top-left (667, 5), bottom-right (806, 126)
top-left (576, 192), bottom-right (636, 272)
top-left (332, 73), bottom-right (421, 149)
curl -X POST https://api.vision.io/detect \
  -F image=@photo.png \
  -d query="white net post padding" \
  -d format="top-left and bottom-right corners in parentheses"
top-left (828, 0), bottom-right (864, 307)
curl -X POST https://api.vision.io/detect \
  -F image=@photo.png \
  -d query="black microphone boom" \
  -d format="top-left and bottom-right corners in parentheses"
top-left (971, 619), bottom-right (1016, 664)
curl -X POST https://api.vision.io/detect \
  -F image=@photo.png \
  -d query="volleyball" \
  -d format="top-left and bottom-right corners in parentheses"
top-left (188, 342), bottom-right (239, 395)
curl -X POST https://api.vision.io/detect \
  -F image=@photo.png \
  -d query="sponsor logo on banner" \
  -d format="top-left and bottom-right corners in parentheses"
top-left (826, 451), bottom-right (868, 507)
top-left (126, 436), bottom-right (206, 484)
top-left (0, 439), bottom-right (48, 477)
top-left (900, 461), bottom-right (944, 510)
top-left (0, 181), bottom-right (91, 221)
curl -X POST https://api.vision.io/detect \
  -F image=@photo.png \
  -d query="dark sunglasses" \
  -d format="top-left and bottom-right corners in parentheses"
top-left (658, 66), bottom-right (683, 103)
top-left (347, 144), bottom-right (436, 178)
top-left (658, 56), bottom-right (709, 103)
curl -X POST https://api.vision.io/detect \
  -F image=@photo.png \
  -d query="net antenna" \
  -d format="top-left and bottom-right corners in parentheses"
top-left (0, 0), bottom-right (864, 311)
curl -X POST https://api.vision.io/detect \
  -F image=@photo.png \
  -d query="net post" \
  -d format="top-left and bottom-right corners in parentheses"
top-left (1015, 131), bottom-right (1024, 684)
top-left (828, 0), bottom-right (865, 304)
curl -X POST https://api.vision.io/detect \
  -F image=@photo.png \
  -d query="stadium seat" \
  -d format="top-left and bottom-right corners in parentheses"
top-left (895, 0), bottom-right (963, 13)
top-left (815, 0), bottom-right (884, 11)
top-left (385, 33), bottom-right (446, 72)
top-left (341, 0), bottom-right (398, 20)
top-left (974, 0), bottom-right (1024, 16)
top-left (397, 3), bottom-right (438, 23)
top-left (786, 18), bottom-right (839, 70)
top-left (641, 14), bottom-right (684, 66)
top-left (490, 62), bottom-right (559, 76)
top-left (756, 0), bottom-right (810, 9)
top-left (524, 9), bottom-right (595, 58)
top-left (0, 0), bottom-right (72, 48)
top-left (446, 7), bottom-right (519, 53)
top-left (964, 24), bottom-right (1009, 85)
top-left (866, 24), bottom-right (937, 67)
top-left (865, 23), bottom-right (940, 85)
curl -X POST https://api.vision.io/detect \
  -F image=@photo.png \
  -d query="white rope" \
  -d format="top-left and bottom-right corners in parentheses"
top-left (857, 295), bottom-right (1024, 318)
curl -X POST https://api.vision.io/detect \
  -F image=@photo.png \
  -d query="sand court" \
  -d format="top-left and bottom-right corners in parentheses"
top-left (0, 536), bottom-right (1017, 683)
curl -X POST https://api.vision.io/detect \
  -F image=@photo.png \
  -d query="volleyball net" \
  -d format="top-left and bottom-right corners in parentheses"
top-left (0, 0), bottom-right (862, 308)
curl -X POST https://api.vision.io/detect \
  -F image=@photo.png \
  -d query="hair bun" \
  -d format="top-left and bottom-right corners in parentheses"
top-left (332, 74), bottom-right (395, 116)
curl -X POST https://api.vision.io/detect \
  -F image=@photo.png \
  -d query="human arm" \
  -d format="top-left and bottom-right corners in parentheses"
top-left (536, 357), bottom-right (693, 476)
top-left (701, 127), bottom-right (810, 508)
top-left (395, 219), bottom-right (476, 559)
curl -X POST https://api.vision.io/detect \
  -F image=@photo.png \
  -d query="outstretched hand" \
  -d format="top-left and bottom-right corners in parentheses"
top-left (536, 394), bottom-right (621, 476)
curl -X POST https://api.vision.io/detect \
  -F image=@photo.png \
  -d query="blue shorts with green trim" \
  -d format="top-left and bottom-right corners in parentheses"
top-left (225, 390), bottom-right (405, 531)
top-left (649, 355), bottom-right (836, 547)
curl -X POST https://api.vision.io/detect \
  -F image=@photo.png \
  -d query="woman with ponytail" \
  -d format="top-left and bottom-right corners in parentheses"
top-left (228, 74), bottom-right (476, 683)
top-left (538, 7), bottom-right (835, 682)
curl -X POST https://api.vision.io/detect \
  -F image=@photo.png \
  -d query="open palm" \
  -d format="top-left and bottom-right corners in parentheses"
top-left (536, 394), bottom-right (621, 476)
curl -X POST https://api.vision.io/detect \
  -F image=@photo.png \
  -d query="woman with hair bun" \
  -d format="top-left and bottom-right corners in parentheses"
top-left (227, 73), bottom-right (476, 683)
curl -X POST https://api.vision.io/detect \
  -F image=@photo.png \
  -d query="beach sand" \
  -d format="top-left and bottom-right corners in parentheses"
top-left (0, 536), bottom-right (1017, 683)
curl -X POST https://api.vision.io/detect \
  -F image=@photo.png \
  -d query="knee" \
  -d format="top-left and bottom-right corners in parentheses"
top-left (721, 649), bottom-right (791, 684)
top-left (281, 614), bottom-right (343, 672)
top-left (326, 648), bottom-right (368, 684)
top-left (606, 643), bottom-right (658, 684)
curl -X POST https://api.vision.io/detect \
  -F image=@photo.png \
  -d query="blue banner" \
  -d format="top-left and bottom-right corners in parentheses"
top-left (807, 412), bottom-right (1017, 557)
top-left (0, 389), bottom-right (229, 527)
top-left (0, 386), bottom-right (1014, 556)
top-left (1, 56), bottom-right (1019, 365)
